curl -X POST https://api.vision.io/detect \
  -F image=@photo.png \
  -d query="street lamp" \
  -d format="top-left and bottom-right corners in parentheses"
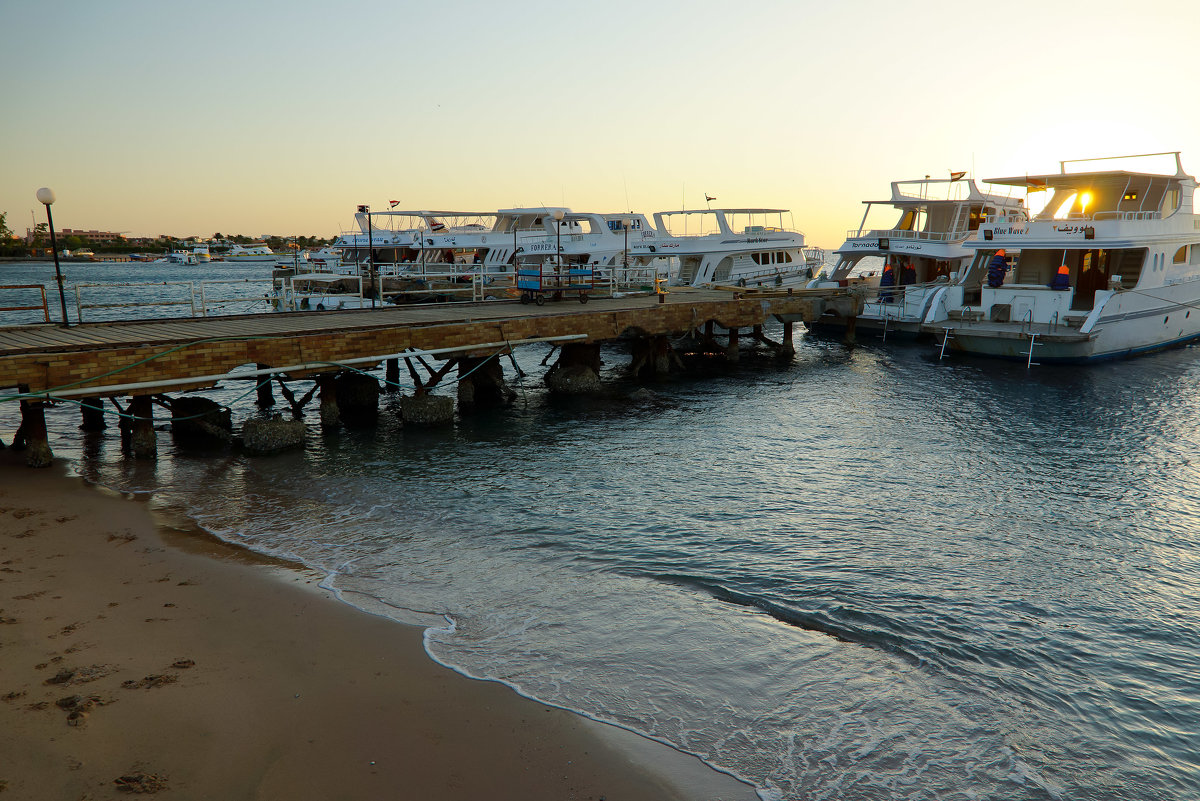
top-left (36, 188), bottom-right (70, 327)
top-left (357, 204), bottom-right (376, 308)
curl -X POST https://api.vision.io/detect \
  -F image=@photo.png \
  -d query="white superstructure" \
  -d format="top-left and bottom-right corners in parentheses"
top-left (223, 243), bottom-right (278, 263)
top-left (928, 152), bottom-right (1200, 363)
top-left (333, 208), bottom-right (666, 282)
top-left (657, 208), bottom-right (814, 289)
top-left (810, 177), bottom-right (1027, 336)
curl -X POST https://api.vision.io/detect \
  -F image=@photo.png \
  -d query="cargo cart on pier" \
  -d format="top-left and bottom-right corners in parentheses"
top-left (517, 265), bottom-right (596, 305)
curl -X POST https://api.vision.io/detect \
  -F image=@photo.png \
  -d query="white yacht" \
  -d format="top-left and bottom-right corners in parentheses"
top-left (301, 246), bottom-right (343, 271)
top-left (809, 177), bottom-right (1027, 337)
top-left (334, 210), bottom-right (510, 275)
top-left (334, 207), bottom-right (665, 280)
top-left (657, 208), bottom-right (814, 289)
top-left (927, 152), bottom-right (1200, 363)
top-left (223, 243), bottom-right (278, 263)
top-left (165, 250), bottom-right (197, 265)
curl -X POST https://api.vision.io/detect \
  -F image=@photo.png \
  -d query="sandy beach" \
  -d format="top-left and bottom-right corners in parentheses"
top-left (0, 450), bottom-right (755, 801)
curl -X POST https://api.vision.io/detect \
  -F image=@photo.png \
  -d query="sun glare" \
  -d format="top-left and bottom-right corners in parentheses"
top-left (1053, 192), bottom-right (1079, 220)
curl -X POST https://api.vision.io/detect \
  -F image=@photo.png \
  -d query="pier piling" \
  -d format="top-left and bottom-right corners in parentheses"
top-left (844, 316), bottom-right (858, 345)
top-left (334, 371), bottom-right (381, 429)
top-left (255, 364), bottom-right (276, 407)
top-left (130, 394), bottom-right (157, 460)
top-left (725, 328), bottom-right (741, 363)
top-left (316, 374), bottom-right (340, 429)
top-left (781, 321), bottom-right (795, 356)
top-left (170, 397), bottom-right (233, 448)
top-left (20, 400), bottom-right (52, 468)
top-left (457, 356), bottom-right (515, 411)
top-left (385, 358), bottom-right (400, 392)
top-left (545, 343), bottom-right (602, 395)
top-left (80, 397), bottom-right (107, 432)
top-left (629, 335), bottom-right (684, 380)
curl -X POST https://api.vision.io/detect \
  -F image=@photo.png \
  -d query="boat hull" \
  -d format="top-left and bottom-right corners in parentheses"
top-left (934, 283), bottom-right (1200, 362)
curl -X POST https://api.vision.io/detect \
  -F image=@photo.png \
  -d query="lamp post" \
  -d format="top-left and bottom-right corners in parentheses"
top-left (36, 187), bottom-right (70, 327)
top-left (358, 204), bottom-right (376, 308)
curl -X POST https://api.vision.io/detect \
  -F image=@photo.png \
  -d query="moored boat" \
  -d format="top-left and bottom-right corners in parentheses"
top-left (223, 243), bottom-right (278, 263)
top-left (927, 152), bottom-right (1200, 363)
top-left (809, 176), bottom-right (1027, 338)
top-left (657, 208), bottom-right (814, 289)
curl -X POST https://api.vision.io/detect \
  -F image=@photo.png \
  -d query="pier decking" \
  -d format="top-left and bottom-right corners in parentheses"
top-left (0, 286), bottom-right (862, 466)
top-left (0, 288), bottom-right (859, 396)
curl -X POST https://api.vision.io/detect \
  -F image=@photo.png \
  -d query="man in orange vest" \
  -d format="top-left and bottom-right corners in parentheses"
top-left (986, 249), bottom-right (1010, 288)
top-left (879, 260), bottom-right (896, 302)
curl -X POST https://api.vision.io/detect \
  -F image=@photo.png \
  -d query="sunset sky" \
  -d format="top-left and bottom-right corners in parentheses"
top-left (3, 0), bottom-right (1198, 248)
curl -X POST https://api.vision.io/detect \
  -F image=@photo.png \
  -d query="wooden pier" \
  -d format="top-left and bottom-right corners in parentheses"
top-left (0, 287), bottom-right (861, 465)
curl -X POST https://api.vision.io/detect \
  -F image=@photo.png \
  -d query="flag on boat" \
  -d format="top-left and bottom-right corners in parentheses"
top-left (430, 220), bottom-right (446, 232)
top-left (949, 171), bottom-right (967, 181)
top-left (389, 200), bottom-right (400, 208)
top-left (705, 194), bottom-right (716, 202)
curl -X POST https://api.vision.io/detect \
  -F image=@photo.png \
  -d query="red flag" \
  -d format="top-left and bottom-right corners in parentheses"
top-left (430, 220), bottom-right (446, 232)
top-left (705, 194), bottom-right (716, 202)
top-left (389, 200), bottom-right (400, 208)
top-left (949, 171), bottom-right (966, 181)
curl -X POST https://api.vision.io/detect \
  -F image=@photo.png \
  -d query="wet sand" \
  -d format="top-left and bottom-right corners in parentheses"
top-left (0, 451), bottom-right (756, 800)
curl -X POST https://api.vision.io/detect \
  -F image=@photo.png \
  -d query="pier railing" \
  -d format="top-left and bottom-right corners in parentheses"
top-left (73, 278), bottom-right (275, 322)
top-left (0, 284), bottom-right (51, 323)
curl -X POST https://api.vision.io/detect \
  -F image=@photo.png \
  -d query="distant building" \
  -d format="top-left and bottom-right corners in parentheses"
top-left (24, 227), bottom-right (126, 244)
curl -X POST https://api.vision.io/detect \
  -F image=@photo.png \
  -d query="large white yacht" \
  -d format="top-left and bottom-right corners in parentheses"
top-left (334, 209), bottom-right (549, 276)
top-left (223, 243), bottom-right (279, 263)
top-left (333, 207), bottom-right (667, 280)
top-left (809, 177), bottom-right (1027, 337)
top-left (927, 152), bottom-right (1200, 363)
top-left (657, 208), bottom-right (815, 288)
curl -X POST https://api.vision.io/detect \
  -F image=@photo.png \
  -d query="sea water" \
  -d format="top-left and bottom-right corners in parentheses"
top-left (3, 262), bottom-right (1199, 800)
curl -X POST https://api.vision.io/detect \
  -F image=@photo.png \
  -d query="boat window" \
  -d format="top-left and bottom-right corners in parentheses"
top-left (752, 253), bottom-right (762, 265)
top-left (1174, 246), bottom-right (1187, 264)
top-left (1163, 188), bottom-right (1181, 215)
top-left (1191, 245), bottom-right (1200, 266)
top-left (1124, 191), bottom-right (1138, 201)
top-left (968, 206), bottom-right (985, 231)
top-left (783, 251), bottom-right (793, 263)
top-left (897, 210), bottom-right (916, 231)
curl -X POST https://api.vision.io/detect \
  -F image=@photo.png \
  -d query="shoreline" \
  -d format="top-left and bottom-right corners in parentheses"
top-left (0, 451), bottom-right (757, 800)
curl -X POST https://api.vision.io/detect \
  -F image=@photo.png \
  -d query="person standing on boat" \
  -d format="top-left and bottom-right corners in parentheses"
top-left (879, 260), bottom-right (896, 302)
top-left (987, 249), bottom-right (1010, 288)
top-left (1049, 263), bottom-right (1070, 290)
top-left (900, 260), bottom-right (917, 286)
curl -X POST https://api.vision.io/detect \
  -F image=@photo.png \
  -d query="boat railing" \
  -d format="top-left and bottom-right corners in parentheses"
top-left (1020, 306), bottom-right (1035, 334)
top-left (845, 227), bottom-right (967, 243)
top-left (984, 212), bottom-right (1029, 224)
top-left (0, 284), bottom-right (50, 323)
top-left (1091, 210), bottom-right (1160, 222)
